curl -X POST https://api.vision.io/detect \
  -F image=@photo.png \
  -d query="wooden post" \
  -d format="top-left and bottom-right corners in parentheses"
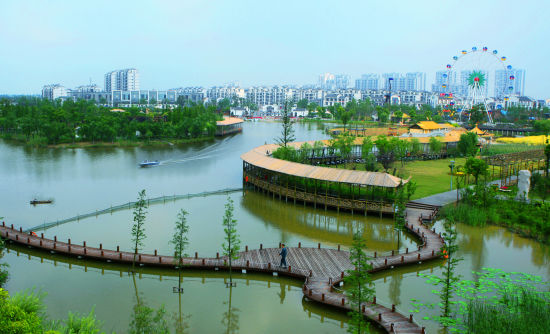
top-left (337, 244), bottom-right (340, 251)
top-left (260, 243), bottom-right (263, 250)
top-left (245, 245), bottom-right (248, 252)
top-left (117, 245), bottom-right (119, 252)
top-left (298, 242), bottom-right (301, 248)
top-left (100, 243), bottom-right (102, 250)
top-left (216, 252), bottom-right (219, 259)
top-left (318, 243), bottom-right (321, 249)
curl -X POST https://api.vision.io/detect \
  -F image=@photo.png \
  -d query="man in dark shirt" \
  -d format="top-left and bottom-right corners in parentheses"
top-left (279, 243), bottom-right (288, 268)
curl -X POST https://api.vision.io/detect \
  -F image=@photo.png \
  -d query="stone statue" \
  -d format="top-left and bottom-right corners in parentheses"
top-left (515, 170), bottom-right (531, 201)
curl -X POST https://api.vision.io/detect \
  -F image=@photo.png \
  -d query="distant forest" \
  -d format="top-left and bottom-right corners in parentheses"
top-left (0, 98), bottom-right (223, 146)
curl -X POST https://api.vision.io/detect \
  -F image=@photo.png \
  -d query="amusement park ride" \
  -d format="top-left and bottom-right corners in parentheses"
top-left (440, 46), bottom-right (516, 125)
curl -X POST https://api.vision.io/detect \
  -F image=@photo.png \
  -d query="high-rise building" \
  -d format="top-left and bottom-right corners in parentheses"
top-left (432, 71), bottom-right (453, 93)
top-left (318, 73), bottom-right (350, 90)
top-left (355, 74), bottom-right (380, 90)
top-left (104, 68), bottom-right (139, 92)
top-left (495, 69), bottom-right (525, 97)
top-left (382, 72), bottom-right (426, 91)
top-left (42, 84), bottom-right (68, 100)
top-left (405, 72), bottom-right (426, 91)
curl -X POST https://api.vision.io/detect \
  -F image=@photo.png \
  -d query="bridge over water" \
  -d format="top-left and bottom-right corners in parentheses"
top-left (1, 206), bottom-right (442, 334)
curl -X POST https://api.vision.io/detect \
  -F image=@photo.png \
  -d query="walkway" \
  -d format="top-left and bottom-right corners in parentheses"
top-left (1, 206), bottom-right (442, 334)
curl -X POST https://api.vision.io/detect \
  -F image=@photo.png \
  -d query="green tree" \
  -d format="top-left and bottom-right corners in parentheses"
top-left (222, 197), bottom-right (241, 286)
top-left (276, 101), bottom-right (295, 148)
top-left (410, 138), bottom-right (422, 156)
top-left (438, 217), bottom-right (462, 328)
top-left (429, 136), bottom-right (443, 155)
top-left (361, 137), bottom-right (377, 171)
top-left (545, 144), bottom-right (550, 177)
top-left (376, 107), bottom-right (389, 123)
top-left (464, 157), bottom-right (488, 184)
top-left (296, 99), bottom-right (308, 109)
top-left (131, 190), bottom-right (148, 271)
top-left (469, 104), bottom-right (486, 126)
top-left (393, 184), bottom-right (407, 249)
top-left (457, 132), bottom-right (478, 157)
top-left (533, 120), bottom-right (550, 136)
top-left (171, 209), bottom-right (190, 295)
top-left (344, 229), bottom-right (374, 334)
top-left (374, 135), bottom-right (395, 170)
top-left (336, 133), bottom-right (356, 161)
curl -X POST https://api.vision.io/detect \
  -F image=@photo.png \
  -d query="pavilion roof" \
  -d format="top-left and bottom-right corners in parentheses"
top-left (217, 117), bottom-right (244, 126)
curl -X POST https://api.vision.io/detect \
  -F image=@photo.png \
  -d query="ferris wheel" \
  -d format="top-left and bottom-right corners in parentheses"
top-left (440, 46), bottom-right (516, 124)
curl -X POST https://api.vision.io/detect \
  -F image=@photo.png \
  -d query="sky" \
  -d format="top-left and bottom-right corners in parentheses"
top-left (0, 0), bottom-right (549, 98)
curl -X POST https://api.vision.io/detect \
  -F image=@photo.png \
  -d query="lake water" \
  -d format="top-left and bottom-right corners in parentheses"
top-left (2, 121), bottom-right (549, 333)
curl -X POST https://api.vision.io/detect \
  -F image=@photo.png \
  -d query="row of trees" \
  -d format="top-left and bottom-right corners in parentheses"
top-left (0, 97), bottom-right (222, 145)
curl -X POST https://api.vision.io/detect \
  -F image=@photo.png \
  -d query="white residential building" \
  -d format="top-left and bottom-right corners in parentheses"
top-left (355, 74), bottom-right (380, 90)
top-left (42, 84), bottom-right (68, 100)
top-left (104, 68), bottom-right (139, 92)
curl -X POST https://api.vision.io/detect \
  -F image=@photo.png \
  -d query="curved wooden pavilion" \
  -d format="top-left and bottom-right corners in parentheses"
top-left (241, 141), bottom-right (408, 216)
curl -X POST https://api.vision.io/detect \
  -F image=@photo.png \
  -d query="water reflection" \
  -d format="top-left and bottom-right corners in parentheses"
top-left (6, 243), bottom-right (373, 333)
top-left (242, 191), bottom-right (417, 252)
top-left (222, 285), bottom-right (240, 334)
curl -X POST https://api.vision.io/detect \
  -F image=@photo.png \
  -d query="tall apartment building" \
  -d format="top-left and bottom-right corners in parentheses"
top-left (355, 74), bottom-right (380, 90)
top-left (495, 68), bottom-right (525, 97)
top-left (318, 73), bottom-right (350, 90)
top-left (405, 72), bottom-right (426, 91)
top-left (382, 72), bottom-right (426, 91)
top-left (104, 68), bottom-right (139, 92)
top-left (42, 84), bottom-right (68, 100)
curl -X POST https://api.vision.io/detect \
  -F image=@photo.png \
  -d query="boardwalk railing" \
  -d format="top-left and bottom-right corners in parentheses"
top-left (2, 206), bottom-right (441, 334)
top-left (25, 187), bottom-right (242, 233)
top-left (245, 174), bottom-right (395, 215)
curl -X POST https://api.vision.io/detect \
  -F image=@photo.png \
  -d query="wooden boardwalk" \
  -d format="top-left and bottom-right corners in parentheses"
top-left (1, 207), bottom-right (442, 333)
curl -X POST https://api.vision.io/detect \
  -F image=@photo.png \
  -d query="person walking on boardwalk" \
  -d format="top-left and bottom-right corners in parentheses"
top-left (279, 243), bottom-right (288, 268)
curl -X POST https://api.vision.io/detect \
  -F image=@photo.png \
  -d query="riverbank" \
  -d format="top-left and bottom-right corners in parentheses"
top-left (1, 134), bottom-right (216, 149)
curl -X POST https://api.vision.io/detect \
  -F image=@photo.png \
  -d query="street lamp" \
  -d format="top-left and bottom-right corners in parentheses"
top-left (449, 160), bottom-right (455, 190)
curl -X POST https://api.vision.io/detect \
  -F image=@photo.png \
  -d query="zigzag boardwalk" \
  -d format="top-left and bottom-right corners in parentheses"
top-left (1, 207), bottom-right (443, 333)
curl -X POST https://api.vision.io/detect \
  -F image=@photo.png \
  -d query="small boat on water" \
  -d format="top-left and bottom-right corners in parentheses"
top-left (30, 199), bottom-right (53, 205)
top-left (139, 160), bottom-right (160, 168)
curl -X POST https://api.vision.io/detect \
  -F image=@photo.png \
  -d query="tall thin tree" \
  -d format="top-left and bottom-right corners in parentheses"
top-left (439, 217), bottom-right (462, 327)
top-left (170, 209), bottom-right (190, 333)
top-left (171, 209), bottom-right (190, 293)
top-left (222, 197), bottom-right (241, 287)
top-left (131, 189), bottom-right (148, 271)
top-left (344, 229), bottom-right (374, 334)
top-left (276, 100), bottom-right (296, 148)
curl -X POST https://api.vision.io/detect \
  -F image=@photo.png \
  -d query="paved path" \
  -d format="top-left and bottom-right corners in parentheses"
top-left (1, 207), bottom-right (441, 334)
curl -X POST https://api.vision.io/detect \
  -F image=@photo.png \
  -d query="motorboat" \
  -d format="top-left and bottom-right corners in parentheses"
top-left (139, 160), bottom-right (160, 167)
top-left (30, 199), bottom-right (53, 205)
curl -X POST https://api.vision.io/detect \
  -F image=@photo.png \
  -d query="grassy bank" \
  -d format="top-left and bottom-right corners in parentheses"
top-left (441, 200), bottom-right (550, 244)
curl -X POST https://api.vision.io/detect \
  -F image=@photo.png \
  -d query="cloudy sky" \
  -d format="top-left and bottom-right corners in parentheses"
top-left (0, 0), bottom-right (548, 98)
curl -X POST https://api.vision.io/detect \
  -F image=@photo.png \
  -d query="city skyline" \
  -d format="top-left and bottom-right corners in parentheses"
top-left (0, 0), bottom-right (548, 98)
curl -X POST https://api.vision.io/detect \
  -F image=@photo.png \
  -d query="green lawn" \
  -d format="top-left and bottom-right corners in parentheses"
top-left (396, 158), bottom-right (467, 199)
